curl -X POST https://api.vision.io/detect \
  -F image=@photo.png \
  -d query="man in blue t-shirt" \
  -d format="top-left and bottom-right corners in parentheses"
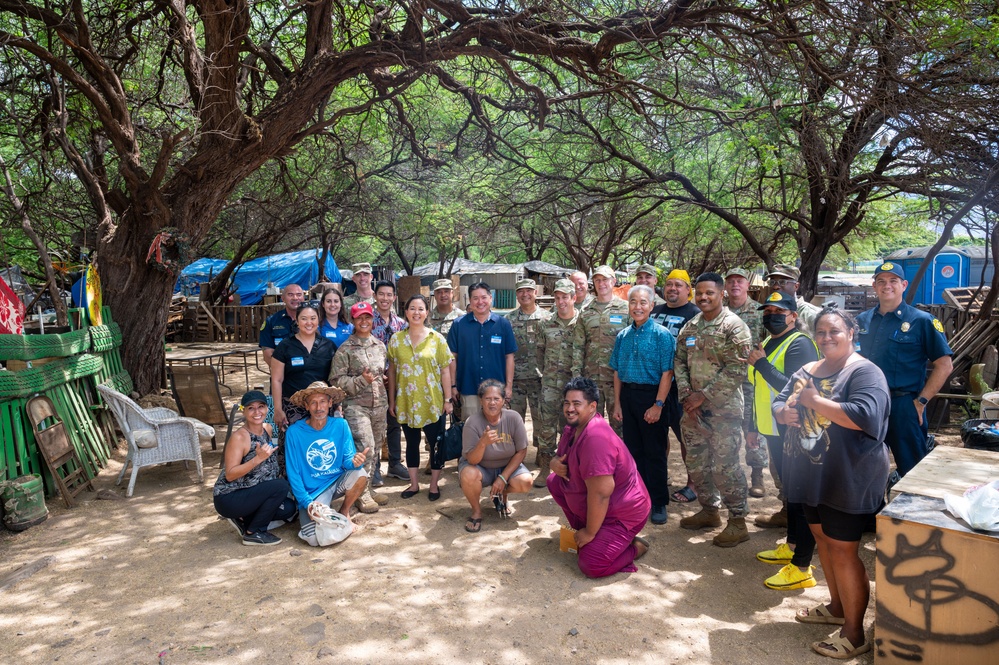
top-left (285, 382), bottom-right (367, 538)
top-left (856, 262), bottom-right (953, 477)
top-left (447, 281), bottom-right (518, 420)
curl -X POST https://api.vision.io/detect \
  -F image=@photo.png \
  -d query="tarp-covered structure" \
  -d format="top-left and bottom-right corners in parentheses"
top-left (176, 249), bottom-right (341, 305)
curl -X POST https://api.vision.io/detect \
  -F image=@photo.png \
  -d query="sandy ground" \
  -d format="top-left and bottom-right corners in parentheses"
top-left (0, 360), bottom-right (963, 665)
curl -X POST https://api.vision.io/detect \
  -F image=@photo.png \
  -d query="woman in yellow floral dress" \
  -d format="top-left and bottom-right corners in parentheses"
top-left (387, 294), bottom-right (455, 501)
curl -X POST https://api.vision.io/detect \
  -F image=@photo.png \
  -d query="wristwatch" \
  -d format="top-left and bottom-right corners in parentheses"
top-left (654, 399), bottom-right (665, 408)
top-left (916, 396), bottom-right (929, 406)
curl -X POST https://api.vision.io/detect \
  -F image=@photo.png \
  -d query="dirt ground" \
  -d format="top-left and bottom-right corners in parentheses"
top-left (0, 360), bottom-right (966, 665)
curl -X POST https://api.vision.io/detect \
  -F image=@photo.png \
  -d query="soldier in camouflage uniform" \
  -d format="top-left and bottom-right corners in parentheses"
top-left (506, 278), bottom-right (551, 452)
top-left (571, 265), bottom-right (630, 437)
top-left (329, 302), bottom-right (388, 513)
top-left (569, 271), bottom-right (594, 311)
top-left (675, 272), bottom-right (754, 548)
top-left (635, 263), bottom-right (666, 306)
top-left (428, 278), bottom-right (465, 337)
top-left (766, 264), bottom-right (820, 335)
top-left (343, 262), bottom-right (376, 321)
top-left (725, 268), bottom-right (769, 499)
top-left (534, 279), bottom-right (582, 486)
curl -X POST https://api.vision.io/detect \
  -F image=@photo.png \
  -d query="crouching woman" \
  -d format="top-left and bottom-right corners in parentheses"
top-left (548, 377), bottom-right (651, 577)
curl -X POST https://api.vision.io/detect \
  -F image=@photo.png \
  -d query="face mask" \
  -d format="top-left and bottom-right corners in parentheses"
top-left (762, 313), bottom-right (788, 335)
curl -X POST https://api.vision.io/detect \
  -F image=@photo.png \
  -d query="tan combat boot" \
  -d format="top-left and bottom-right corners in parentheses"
top-left (749, 468), bottom-right (765, 498)
top-left (713, 517), bottom-right (749, 547)
top-left (369, 489), bottom-right (388, 505)
top-left (679, 507), bottom-right (722, 530)
top-left (755, 505), bottom-right (788, 528)
top-left (355, 493), bottom-right (380, 514)
top-left (534, 452), bottom-right (552, 488)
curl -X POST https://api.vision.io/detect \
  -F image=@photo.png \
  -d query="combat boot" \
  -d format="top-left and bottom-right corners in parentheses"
top-left (755, 505), bottom-right (787, 528)
top-left (679, 507), bottom-right (722, 530)
top-left (713, 517), bottom-right (749, 547)
top-left (369, 489), bottom-right (388, 505)
top-left (749, 467), bottom-right (765, 498)
top-left (534, 452), bottom-right (552, 488)
top-left (355, 493), bottom-right (380, 514)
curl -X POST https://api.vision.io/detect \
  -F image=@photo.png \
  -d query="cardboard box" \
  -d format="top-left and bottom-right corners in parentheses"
top-left (559, 525), bottom-right (577, 553)
top-left (875, 492), bottom-right (999, 664)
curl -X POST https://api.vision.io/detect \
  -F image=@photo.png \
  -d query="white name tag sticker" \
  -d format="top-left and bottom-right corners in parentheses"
top-left (325, 331), bottom-right (335, 338)
top-left (274, 337), bottom-right (283, 346)
top-left (610, 315), bottom-right (623, 324)
top-left (686, 337), bottom-right (696, 347)
top-left (491, 335), bottom-right (502, 344)
top-left (291, 357), bottom-right (305, 367)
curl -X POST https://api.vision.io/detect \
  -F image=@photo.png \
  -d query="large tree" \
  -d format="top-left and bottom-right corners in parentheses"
top-left (0, 0), bottom-right (731, 392)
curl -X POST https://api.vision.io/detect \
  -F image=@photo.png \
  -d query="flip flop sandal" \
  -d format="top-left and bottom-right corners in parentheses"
top-left (633, 536), bottom-right (651, 560)
top-left (464, 517), bottom-right (483, 533)
top-left (811, 632), bottom-right (871, 659)
top-left (795, 605), bottom-right (846, 625)
top-left (671, 486), bottom-right (697, 503)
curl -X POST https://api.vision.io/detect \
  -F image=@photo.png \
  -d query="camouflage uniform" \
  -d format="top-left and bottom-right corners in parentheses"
top-left (329, 333), bottom-right (387, 502)
top-left (429, 306), bottom-right (464, 337)
top-left (730, 298), bottom-right (768, 471)
top-left (343, 294), bottom-right (375, 322)
top-left (796, 297), bottom-right (821, 336)
top-left (536, 310), bottom-right (582, 455)
top-left (571, 297), bottom-right (630, 436)
top-left (506, 305), bottom-right (552, 448)
top-left (674, 308), bottom-right (753, 518)
top-left (578, 293), bottom-right (595, 311)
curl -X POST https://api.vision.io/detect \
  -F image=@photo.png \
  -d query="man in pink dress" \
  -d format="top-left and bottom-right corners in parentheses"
top-left (547, 377), bottom-right (652, 578)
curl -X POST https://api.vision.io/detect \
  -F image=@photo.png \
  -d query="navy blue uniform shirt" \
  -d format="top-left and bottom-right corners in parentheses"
top-left (259, 310), bottom-right (297, 351)
top-left (856, 302), bottom-right (952, 395)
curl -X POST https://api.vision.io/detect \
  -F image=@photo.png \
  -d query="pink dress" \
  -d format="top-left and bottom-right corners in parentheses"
top-left (548, 413), bottom-right (651, 577)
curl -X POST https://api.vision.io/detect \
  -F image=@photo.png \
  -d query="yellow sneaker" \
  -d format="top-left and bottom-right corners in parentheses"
top-left (757, 542), bottom-right (794, 564)
top-left (765, 563), bottom-right (816, 590)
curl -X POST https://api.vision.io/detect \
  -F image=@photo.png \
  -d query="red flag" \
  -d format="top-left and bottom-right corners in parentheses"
top-left (0, 276), bottom-right (25, 334)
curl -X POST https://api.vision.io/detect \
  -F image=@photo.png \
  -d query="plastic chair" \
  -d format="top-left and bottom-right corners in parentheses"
top-left (167, 365), bottom-right (230, 450)
top-left (25, 395), bottom-right (95, 507)
top-left (96, 383), bottom-right (205, 497)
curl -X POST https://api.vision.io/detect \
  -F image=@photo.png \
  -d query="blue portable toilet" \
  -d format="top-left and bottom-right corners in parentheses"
top-left (883, 246), bottom-right (975, 305)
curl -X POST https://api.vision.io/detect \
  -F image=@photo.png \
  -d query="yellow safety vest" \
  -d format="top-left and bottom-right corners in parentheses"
top-left (747, 332), bottom-right (813, 437)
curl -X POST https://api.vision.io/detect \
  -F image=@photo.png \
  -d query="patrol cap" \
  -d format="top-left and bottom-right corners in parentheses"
top-left (350, 301), bottom-right (374, 318)
top-left (757, 291), bottom-right (797, 312)
top-left (665, 269), bottom-right (691, 286)
top-left (637, 263), bottom-right (657, 277)
top-left (515, 278), bottom-right (537, 291)
top-left (553, 279), bottom-right (575, 295)
top-left (767, 264), bottom-right (800, 281)
top-left (725, 267), bottom-right (752, 281)
top-left (240, 390), bottom-right (268, 408)
top-left (352, 262), bottom-right (373, 274)
top-left (592, 265), bottom-right (615, 279)
top-left (432, 278), bottom-right (454, 292)
top-left (873, 262), bottom-right (906, 279)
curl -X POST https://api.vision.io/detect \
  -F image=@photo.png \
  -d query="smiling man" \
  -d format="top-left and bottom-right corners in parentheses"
top-left (856, 262), bottom-right (953, 477)
top-left (609, 285), bottom-right (675, 524)
top-left (674, 272), bottom-right (754, 547)
top-left (259, 283), bottom-right (305, 368)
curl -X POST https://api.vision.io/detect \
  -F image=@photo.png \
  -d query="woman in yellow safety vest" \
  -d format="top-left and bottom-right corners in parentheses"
top-left (746, 292), bottom-right (819, 591)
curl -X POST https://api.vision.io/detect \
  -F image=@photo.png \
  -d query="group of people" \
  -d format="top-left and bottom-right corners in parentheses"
top-left (214, 258), bottom-right (952, 661)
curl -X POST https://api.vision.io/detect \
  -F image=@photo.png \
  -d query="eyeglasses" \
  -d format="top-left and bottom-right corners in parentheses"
top-left (768, 279), bottom-right (793, 287)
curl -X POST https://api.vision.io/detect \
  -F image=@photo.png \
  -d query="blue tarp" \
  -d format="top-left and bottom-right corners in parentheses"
top-left (175, 249), bottom-right (341, 305)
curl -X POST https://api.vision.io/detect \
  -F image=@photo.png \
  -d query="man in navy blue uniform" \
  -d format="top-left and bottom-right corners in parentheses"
top-left (259, 283), bottom-right (305, 368)
top-left (856, 262), bottom-right (952, 477)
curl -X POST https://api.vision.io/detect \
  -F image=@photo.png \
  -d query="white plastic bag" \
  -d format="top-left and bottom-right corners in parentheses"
top-left (298, 501), bottom-right (352, 546)
top-left (944, 480), bottom-right (999, 531)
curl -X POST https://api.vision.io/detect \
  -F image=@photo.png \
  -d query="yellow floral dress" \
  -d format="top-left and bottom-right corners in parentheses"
top-left (387, 329), bottom-right (453, 428)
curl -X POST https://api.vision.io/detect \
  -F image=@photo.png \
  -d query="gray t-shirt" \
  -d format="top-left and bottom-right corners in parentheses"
top-left (461, 409), bottom-right (528, 469)
top-left (773, 358), bottom-right (890, 514)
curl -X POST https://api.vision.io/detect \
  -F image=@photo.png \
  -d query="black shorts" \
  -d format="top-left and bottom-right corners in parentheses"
top-left (802, 504), bottom-right (873, 542)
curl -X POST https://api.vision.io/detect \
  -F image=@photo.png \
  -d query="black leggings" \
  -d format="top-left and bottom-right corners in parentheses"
top-left (764, 434), bottom-right (816, 567)
top-left (214, 478), bottom-right (297, 534)
top-left (402, 415), bottom-right (447, 470)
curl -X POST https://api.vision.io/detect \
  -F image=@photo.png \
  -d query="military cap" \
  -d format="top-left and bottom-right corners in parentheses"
top-left (432, 278), bottom-right (454, 292)
top-left (515, 278), bottom-right (537, 291)
top-left (637, 263), bottom-right (657, 277)
top-left (553, 279), bottom-right (575, 295)
top-left (592, 265), bottom-right (615, 279)
top-left (767, 264), bottom-right (800, 281)
top-left (725, 267), bottom-right (752, 281)
top-left (873, 262), bottom-right (906, 279)
top-left (352, 262), bottom-right (373, 274)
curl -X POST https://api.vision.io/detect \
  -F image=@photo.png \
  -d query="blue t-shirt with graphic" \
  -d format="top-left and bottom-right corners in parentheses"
top-left (285, 417), bottom-right (359, 510)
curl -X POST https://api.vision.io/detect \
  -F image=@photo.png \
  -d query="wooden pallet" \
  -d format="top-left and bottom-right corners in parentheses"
top-left (942, 286), bottom-right (991, 313)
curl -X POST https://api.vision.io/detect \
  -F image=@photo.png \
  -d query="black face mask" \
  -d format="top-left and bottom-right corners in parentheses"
top-left (762, 313), bottom-right (789, 335)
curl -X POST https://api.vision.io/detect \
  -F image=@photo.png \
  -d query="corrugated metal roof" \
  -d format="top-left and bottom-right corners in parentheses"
top-left (411, 258), bottom-right (571, 277)
top-left (885, 245), bottom-right (988, 260)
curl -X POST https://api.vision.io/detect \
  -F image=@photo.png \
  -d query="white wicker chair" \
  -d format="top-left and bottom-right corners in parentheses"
top-left (97, 383), bottom-right (205, 497)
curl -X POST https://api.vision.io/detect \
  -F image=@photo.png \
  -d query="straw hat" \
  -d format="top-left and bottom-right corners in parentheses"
top-left (289, 381), bottom-right (346, 407)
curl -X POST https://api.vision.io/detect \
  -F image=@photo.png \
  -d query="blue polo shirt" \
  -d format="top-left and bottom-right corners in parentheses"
top-left (447, 312), bottom-right (518, 395)
top-left (259, 309), bottom-right (297, 351)
top-left (856, 302), bottom-right (952, 395)
top-left (609, 319), bottom-right (676, 385)
top-left (319, 319), bottom-right (354, 349)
